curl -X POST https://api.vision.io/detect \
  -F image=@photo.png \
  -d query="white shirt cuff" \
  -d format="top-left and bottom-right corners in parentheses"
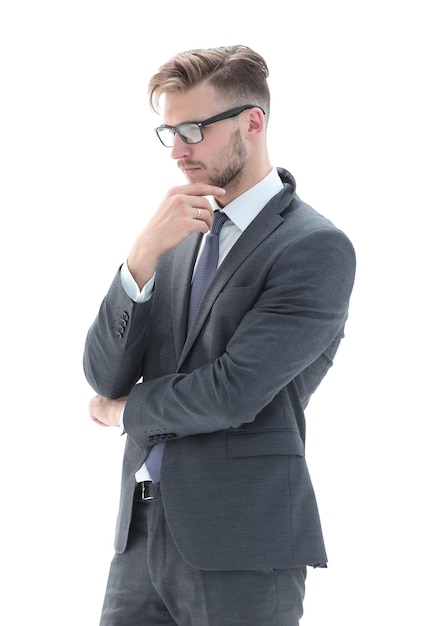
top-left (120, 263), bottom-right (155, 302)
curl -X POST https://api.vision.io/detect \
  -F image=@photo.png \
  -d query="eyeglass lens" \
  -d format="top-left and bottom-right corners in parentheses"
top-left (158, 123), bottom-right (202, 147)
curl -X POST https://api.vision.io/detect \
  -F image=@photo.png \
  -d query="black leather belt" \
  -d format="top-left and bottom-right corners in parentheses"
top-left (134, 481), bottom-right (161, 502)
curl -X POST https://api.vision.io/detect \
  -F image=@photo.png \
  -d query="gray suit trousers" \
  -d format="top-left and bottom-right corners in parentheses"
top-left (100, 497), bottom-right (307, 626)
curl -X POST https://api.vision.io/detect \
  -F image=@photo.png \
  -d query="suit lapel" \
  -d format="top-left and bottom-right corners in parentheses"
top-left (170, 232), bottom-right (202, 364)
top-left (178, 204), bottom-right (285, 369)
top-left (174, 176), bottom-right (296, 369)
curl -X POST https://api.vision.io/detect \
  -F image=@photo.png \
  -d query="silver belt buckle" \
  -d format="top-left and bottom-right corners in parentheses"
top-left (141, 481), bottom-right (155, 502)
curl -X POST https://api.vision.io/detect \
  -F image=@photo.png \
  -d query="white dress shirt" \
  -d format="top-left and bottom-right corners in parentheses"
top-left (120, 167), bottom-right (284, 481)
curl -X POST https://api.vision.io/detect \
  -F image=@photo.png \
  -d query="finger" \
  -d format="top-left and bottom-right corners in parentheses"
top-left (90, 413), bottom-right (109, 427)
top-left (169, 195), bottom-right (213, 226)
top-left (180, 194), bottom-right (215, 215)
top-left (194, 206), bottom-right (213, 228)
top-left (170, 183), bottom-right (225, 198)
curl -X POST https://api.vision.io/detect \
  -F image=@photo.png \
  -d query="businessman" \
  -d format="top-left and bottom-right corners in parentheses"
top-left (84, 44), bottom-right (356, 625)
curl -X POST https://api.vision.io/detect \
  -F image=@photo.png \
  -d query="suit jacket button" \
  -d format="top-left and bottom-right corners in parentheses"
top-left (114, 331), bottom-right (123, 340)
top-left (167, 433), bottom-right (177, 440)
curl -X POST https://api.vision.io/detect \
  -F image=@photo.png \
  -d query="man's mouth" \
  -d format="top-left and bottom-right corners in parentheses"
top-left (178, 161), bottom-right (202, 174)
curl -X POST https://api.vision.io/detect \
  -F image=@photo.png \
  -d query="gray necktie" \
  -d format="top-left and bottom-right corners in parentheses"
top-left (145, 211), bottom-right (229, 483)
top-left (187, 210), bottom-right (229, 332)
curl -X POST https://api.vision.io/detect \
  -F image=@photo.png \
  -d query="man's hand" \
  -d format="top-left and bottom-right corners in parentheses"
top-left (89, 394), bottom-right (128, 428)
top-left (127, 183), bottom-right (225, 289)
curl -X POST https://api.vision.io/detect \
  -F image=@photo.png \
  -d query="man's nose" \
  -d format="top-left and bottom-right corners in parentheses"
top-left (170, 133), bottom-right (192, 159)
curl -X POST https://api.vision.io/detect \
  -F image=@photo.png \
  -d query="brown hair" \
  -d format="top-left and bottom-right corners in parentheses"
top-left (148, 45), bottom-right (270, 116)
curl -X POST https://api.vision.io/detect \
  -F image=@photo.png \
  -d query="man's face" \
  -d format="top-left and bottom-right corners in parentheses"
top-left (162, 83), bottom-right (249, 191)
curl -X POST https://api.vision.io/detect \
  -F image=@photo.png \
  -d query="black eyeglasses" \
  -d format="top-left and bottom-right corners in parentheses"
top-left (155, 104), bottom-right (265, 148)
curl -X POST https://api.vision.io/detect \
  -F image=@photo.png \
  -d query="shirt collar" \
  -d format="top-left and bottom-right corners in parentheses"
top-left (208, 167), bottom-right (284, 232)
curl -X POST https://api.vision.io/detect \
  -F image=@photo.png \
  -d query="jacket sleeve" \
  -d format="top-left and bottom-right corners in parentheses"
top-left (83, 268), bottom-right (152, 398)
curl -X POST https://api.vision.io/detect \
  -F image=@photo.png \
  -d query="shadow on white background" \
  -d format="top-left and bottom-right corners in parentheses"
top-left (1, 1), bottom-right (427, 624)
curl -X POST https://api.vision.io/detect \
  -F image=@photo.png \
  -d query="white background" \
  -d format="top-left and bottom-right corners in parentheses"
top-left (1, 1), bottom-right (428, 624)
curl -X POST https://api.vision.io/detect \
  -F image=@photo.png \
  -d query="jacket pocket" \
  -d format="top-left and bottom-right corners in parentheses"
top-left (226, 429), bottom-right (304, 458)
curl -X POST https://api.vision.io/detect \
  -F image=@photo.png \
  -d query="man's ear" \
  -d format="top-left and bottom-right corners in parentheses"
top-left (245, 107), bottom-right (265, 140)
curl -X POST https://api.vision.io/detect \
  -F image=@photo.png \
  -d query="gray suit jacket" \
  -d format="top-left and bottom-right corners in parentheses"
top-left (83, 168), bottom-right (356, 571)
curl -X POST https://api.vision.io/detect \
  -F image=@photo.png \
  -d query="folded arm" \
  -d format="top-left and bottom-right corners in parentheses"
top-left (120, 228), bottom-right (356, 449)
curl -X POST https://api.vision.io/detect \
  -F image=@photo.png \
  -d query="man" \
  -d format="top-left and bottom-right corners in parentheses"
top-left (84, 45), bottom-right (356, 626)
